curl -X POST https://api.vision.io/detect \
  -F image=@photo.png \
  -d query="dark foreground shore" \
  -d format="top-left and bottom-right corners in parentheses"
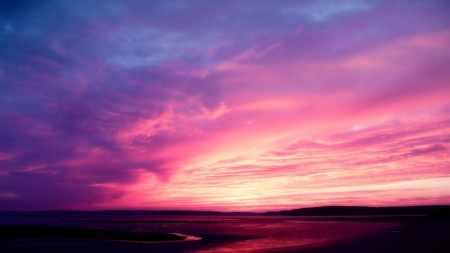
top-left (0, 220), bottom-right (449, 253)
top-left (0, 225), bottom-right (187, 243)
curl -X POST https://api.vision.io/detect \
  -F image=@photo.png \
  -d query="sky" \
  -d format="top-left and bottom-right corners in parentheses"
top-left (0, 0), bottom-right (449, 212)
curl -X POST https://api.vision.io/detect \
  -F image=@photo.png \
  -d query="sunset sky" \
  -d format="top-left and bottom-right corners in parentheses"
top-left (0, 0), bottom-right (449, 211)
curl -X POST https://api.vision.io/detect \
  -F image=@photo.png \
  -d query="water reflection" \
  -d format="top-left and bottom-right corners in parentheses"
top-left (0, 213), bottom-right (399, 252)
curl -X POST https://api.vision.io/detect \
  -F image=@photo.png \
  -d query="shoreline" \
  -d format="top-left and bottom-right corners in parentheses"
top-left (0, 225), bottom-right (194, 244)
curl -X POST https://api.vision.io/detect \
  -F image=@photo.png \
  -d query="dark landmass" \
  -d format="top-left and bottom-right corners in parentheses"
top-left (264, 205), bottom-right (450, 217)
top-left (11, 205), bottom-right (450, 223)
top-left (0, 233), bottom-right (255, 253)
top-left (61, 219), bottom-right (219, 224)
top-left (0, 225), bottom-right (186, 243)
top-left (11, 205), bottom-right (448, 218)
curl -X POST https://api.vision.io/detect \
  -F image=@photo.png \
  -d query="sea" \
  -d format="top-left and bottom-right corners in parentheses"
top-left (10, 212), bottom-right (450, 253)
top-left (0, 211), bottom-right (446, 253)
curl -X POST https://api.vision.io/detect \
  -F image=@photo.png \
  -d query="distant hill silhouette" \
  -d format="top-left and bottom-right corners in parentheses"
top-left (264, 205), bottom-right (450, 216)
top-left (30, 205), bottom-right (450, 217)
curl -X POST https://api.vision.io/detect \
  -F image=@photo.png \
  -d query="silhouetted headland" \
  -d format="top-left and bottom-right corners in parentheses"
top-left (14, 205), bottom-right (449, 217)
top-left (264, 205), bottom-right (450, 221)
top-left (31, 205), bottom-right (450, 217)
top-left (14, 205), bottom-right (450, 223)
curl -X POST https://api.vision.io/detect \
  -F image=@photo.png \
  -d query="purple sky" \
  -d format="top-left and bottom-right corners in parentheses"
top-left (1, 0), bottom-right (450, 211)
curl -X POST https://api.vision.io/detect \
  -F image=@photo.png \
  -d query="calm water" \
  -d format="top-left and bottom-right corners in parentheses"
top-left (0, 212), bottom-right (400, 252)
